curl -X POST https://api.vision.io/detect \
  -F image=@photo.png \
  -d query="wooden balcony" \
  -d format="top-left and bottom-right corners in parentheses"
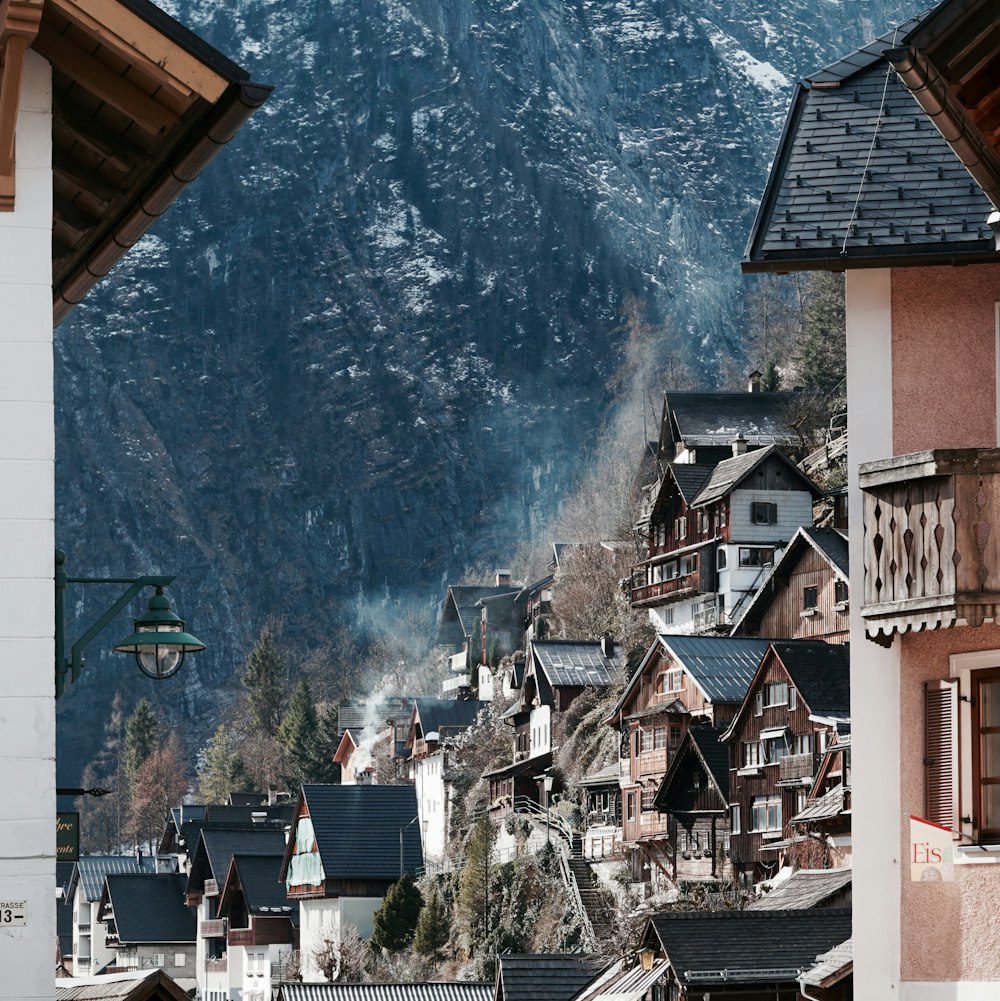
top-left (778, 752), bottom-right (817, 785)
top-left (200, 918), bottom-right (227, 938)
top-left (631, 572), bottom-right (699, 608)
top-left (860, 449), bottom-right (1000, 644)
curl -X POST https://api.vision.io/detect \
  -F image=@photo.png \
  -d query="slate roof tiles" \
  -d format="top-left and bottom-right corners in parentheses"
top-left (748, 867), bottom-right (852, 911)
top-left (532, 640), bottom-right (619, 688)
top-left (71, 855), bottom-right (156, 903)
top-left (772, 641), bottom-right (851, 718)
top-left (657, 635), bottom-right (772, 704)
top-left (496, 953), bottom-right (610, 1001)
top-left (103, 873), bottom-right (194, 944)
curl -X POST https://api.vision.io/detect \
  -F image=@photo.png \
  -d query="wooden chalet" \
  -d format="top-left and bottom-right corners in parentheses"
top-left (729, 525), bottom-right (850, 642)
top-left (578, 764), bottom-right (621, 860)
top-left (55, 970), bottom-right (194, 1001)
top-left (651, 725), bottom-right (730, 883)
top-left (788, 732), bottom-right (852, 868)
top-left (632, 442), bottom-right (818, 633)
top-left (605, 634), bottom-right (770, 883)
top-left (720, 641), bottom-right (851, 880)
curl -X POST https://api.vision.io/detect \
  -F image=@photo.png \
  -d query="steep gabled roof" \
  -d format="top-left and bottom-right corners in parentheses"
top-left (743, 14), bottom-right (995, 273)
top-left (773, 641), bottom-right (851, 718)
top-left (412, 698), bottom-right (485, 739)
top-left (69, 855), bottom-right (156, 903)
top-left (690, 445), bottom-right (819, 508)
top-left (187, 827), bottom-right (285, 895)
top-left (646, 908), bottom-right (853, 987)
top-left (799, 937), bottom-right (853, 989)
top-left (281, 785), bottom-right (422, 884)
top-left (218, 854), bottom-right (298, 925)
top-left (729, 525), bottom-right (849, 635)
top-left (55, 970), bottom-right (191, 1001)
top-left (102, 873), bottom-right (194, 944)
top-left (436, 585), bottom-right (521, 645)
top-left (277, 986), bottom-right (492, 1001)
top-left (662, 391), bottom-right (807, 450)
top-left (496, 954), bottom-right (610, 1001)
top-left (748, 867), bottom-right (852, 910)
top-left (531, 640), bottom-right (618, 688)
top-left (668, 464), bottom-right (715, 504)
top-left (654, 725), bottom-right (730, 812)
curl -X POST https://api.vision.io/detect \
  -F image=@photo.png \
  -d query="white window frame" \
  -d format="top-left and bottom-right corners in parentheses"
top-left (730, 803), bottom-right (741, 835)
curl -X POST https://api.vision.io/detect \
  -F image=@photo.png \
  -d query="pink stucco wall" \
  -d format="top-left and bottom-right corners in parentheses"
top-left (892, 265), bottom-right (1000, 982)
top-left (891, 265), bottom-right (1000, 455)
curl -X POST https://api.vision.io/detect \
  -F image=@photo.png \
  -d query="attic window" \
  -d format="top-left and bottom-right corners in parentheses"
top-left (751, 501), bottom-right (778, 525)
top-left (803, 585), bottom-right (819, 610)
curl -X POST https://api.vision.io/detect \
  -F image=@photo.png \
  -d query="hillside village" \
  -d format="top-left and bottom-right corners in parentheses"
top-left (57, 377), bottom-right (857, 1001)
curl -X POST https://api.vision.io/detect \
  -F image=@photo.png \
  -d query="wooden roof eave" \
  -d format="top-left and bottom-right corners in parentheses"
top-left (54, 77), bottom-right (271, 323)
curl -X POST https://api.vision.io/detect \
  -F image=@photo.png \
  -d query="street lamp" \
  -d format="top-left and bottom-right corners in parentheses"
top-left (400, 815), bottom-right (420, 877)
top-left (54, 549), bottom-right (206, 697)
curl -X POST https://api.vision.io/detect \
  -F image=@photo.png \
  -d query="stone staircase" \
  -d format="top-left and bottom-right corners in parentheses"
top-left (568, 837), bottom-right (614, 944)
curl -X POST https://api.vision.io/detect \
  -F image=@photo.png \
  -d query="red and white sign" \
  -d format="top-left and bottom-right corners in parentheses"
top-left (910, 815), bottom-right (954, 882)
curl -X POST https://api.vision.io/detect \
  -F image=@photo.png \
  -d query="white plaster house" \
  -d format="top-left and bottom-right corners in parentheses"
top-left (0, 2), bottom-right (266, 998)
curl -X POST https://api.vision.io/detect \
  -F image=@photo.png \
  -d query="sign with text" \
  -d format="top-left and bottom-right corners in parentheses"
top-left (910, 815), bottom-right (954, 882)
top-left (0, 901), bottom-right (26, 926)
top-left (56, 812), bottom-right (79, 863)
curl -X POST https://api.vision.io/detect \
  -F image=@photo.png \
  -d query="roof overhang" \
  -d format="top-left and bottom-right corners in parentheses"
top-left (0, 0), bottom-right (271, 324)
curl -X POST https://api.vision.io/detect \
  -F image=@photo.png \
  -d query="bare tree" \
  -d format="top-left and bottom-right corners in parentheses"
top-left (126, 733), bottom-right (189, 853)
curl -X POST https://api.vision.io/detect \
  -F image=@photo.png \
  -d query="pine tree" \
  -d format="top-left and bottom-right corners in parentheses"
top-left (413, 889), bottom-right (449, 957)
top-left (123, 697), bottom-right (160, 786)
top-left (278, 678), bottom-right (321, 788)
top-left (198, 725), bottom-right (251, 804)
top-left (456, 815), bottom-right (497, 955)
top-left (369, 873), bottom-right (424, 954)
top-left (309, 703), bottom-right (342, 784)
top-left (797, 271), bottom-right (846, 393)
top-left (242, 624), bottom-right (286, 738)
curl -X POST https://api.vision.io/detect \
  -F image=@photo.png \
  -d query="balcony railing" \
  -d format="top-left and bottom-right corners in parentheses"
top-left (631, 573), bottom-right (699, 608)
top-left (200, 918), bottom-right (227, 938)
top-left (860, 449), bottom-right (1000, 644)
top-left (778, 752), bottom-right (817, 785)
top-left (692, 604), bottom-right (726, 633)
top-left (205, 956), bottom-right (228, 974)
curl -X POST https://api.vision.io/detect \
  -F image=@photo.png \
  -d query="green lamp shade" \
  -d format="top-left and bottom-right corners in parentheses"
top-left (113, 590), bottom-right (205, 681)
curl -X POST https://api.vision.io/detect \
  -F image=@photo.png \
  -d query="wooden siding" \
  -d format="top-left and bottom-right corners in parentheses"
top-left (228, 915), bottom-right (295, 947)
top-left (753, 548), bottom-right (849, 642)
top-left (672, 815), bottom-right (729, 882)
top-left (727, 651), bottom-right (836, 875)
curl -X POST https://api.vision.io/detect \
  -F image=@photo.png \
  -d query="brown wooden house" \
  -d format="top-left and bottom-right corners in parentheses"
top-left (652, 725), bottom-right (731, 884)
top-left (729, 525), bottom-right (850, 642)
top-left (605, 634), bottom-right (770, 883)
top-left (788, 733), bottom-right (853, 869)
top-left (720, 641), bottom-right (851, 881)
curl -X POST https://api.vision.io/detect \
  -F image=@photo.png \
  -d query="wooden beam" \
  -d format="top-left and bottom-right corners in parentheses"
top-left (36, 27), bottom-right (180, 134)
top-left (52, 98), bottom-right (136, 174)
top-left (53, 152), bottom-right (120, 204)
top-left (0, 0), bottom-right (44, 207)
top-left (47, 0), bottom-right (227, 102)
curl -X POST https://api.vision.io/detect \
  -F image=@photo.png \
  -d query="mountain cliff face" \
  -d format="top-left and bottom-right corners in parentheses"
top-left (55, 0), bottom-right (908, 771)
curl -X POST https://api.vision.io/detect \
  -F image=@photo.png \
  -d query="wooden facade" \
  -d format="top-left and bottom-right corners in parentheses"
top-left (723, 648), bottom-right (842, 878)
top-left (753, 546), bottom-right (849, 642)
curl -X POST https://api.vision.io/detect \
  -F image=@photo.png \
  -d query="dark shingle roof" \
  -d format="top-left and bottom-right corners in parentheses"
top-left (669, 464), bottom-right (715, 504)
top-left (691, 445), bottom-right (817, 508)
top-left (748, 868), bottom-right (852, 910)
top-left (666, 392), bottom-right (807, 448)
top-left (658, 636), bottom-right (772, 704)
top-left (532, 641), bottom-right (618, 688)
top-left (71, 856), bottom-right (156, 903)
top-left (278, 986), bottom-right (492, 1001)
top-left (772, 641), bottom-right (851, 718)
top-left (689, 726), bottom-right (730, 798)
top-left (803, 526), bottom-right (849, 576)
top-left (654, 726), bottom-right (730, 812)
top-left (412, 698), bottom-right (485, 738)
top-left (190, 827), bottom-right (286, 892)
top-left (104, 874), bottom-right (194, 944)
top-left (649, 908), bottom-right (853, 985)
top-left (497, 954), bottom-right (610, 1001)
top-left (339, 698), bottom-right (413, 736)
top-left (437, 586), bottom-right (520, 642)
top-left (743, 16), bottom-right (994, 272)
top-left (298, 785), bottom-right (423, 882)
top-left (227, 854), bottom-right (297, 917)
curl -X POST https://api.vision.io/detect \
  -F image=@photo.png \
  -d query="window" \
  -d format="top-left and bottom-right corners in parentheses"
top-left (719, 505), bottom-right (727, 528)
top-left (666, 668), bottom-right (684, 692)
top-left (975, 671), bottom-right (1000, 838)
top-left (641, 787), bottom-right (656, 812)
top-left (743, 741), bottom-right (762, 767)
top-left (669, 724), bottom-right (682, 749)
top-left (730, 804), bottom-right (741, 835)
top-left (764, 735), bottom-right (789, 764)
top-left (763, 681), bottom-right (789, 707)
top-left (641, 729), bottom-right (654, 753)
top-left (717, 547), bottom-right (727, 570)
top-left (152, 954), bottom-right (165, 968)
top-left (654, 727), bottom-right (668, 750)
top-left (835, 579), bottom-right (849, 604)
top-left (753, 691), bottom-right (763, 716)
top-left (627, 792), bottom-right (637, 821)
top-left (739, 547), bottom-right (775, 568)
top-left (751, 795), bottom-right (782, 832)
top-left (662, 606), bottom-right (674, 625)
top-left (675, 516), bottom-right (687, 540)
top-left (789, 687), bottom-right (798, 711)
top-left (795, 788), bottom-right (808, 814)
top-left (803, 585), bottom-right (818, 610)
top-left (750, 501), bottom-right (778, 525)
top-left (174, 954), bottom-right (185, 968)
top-left (792, 733), bottom-right (813, 755)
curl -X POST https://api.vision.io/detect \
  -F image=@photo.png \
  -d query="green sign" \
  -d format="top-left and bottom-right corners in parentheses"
top-left (56, 813), bottom-right (79, 863)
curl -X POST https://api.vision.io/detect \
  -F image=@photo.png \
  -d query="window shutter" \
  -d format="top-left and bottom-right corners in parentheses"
top-left (924, 678), bottom-right (959, 832)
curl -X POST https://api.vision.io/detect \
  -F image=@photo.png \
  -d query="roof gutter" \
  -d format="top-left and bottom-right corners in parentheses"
top-left (884, 45), bottom-right (1000, 214)
top-left (54, 79), bottom-right (273, 324)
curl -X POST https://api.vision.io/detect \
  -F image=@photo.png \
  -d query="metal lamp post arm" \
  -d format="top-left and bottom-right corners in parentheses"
top-left (54, 554), bottom-right (174, 697)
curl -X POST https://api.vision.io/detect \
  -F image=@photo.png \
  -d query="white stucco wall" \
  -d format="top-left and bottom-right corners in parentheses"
top-left (413, 752), bottom-right (446, 860)
top-left (0, 50), bottom-right (54, 1001)
top-left (846, 268), bottom-right (902, 1000)
top-left (299, 896), bottom-right (382, 981)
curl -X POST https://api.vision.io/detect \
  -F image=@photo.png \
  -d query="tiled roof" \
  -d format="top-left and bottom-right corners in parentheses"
top-left (649, 908), bottom-right (853, 986)
top-left (792, 784), bottom-right (847, 823)
top-left (278, 986), bottom-right (492, 1001)
top-left (438, 585), bottom-right (520, 641)
top-left (748, 867), bottom-right (852, 911)
top-left (71, 856), bottom-right (156, 903)
top-left (805, 527), bottom-right (850, 576)
top-left (227, 854), bottom-right (297, 918)
top-left (532, 641), bottom-right (618, 688)
top-left (497, 953), bottom-right (610, 1001)
top-left (412, 698), bottom-right (485, 738)
top-left (743, 16), bottom-right (995, 272)
top-left (189, 827), bottom-right (286, 893)
top-left (578, 763), bottom-right (620, 787)
top-left (299, 785), bottom-right (423, 882)
top-left (658, 635), bottom-right (772, 704)
top-left (669, 464), bottom-right (715, 504)
top-left (55, 970), bottom-right (190, 1000)
top-left (691, 445), bottom-right (817, 508)
top-left (772, 641), bottom-right (851, 718)
top-left (666, 391), bottom-right (808, 448)
top-left (104, 874), bottom-right (194, 944)
top-left (799, 937), bottom-right (853, 988)
top-left (339, 698), bottom-right (413, 736)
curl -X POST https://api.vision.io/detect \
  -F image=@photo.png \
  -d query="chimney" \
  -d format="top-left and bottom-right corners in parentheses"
top-left (496, 569), bottom-right (512, 587)
top-left (600, 635), bottom-right (615, 658)
top-left (267, 785), bottom-right (278, 807)
top-left (748, 370), bottom-right (762, 393)
top-left (732, 434), bottom-right (748, 457)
